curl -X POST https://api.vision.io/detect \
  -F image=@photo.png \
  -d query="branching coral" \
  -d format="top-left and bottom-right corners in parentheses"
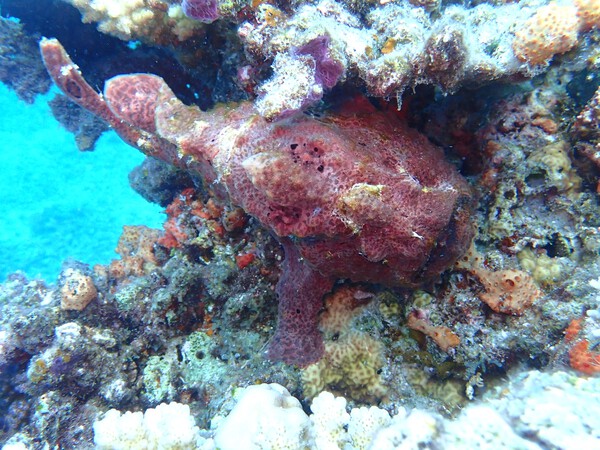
top-left (40, 38), bottom-right (474, 366)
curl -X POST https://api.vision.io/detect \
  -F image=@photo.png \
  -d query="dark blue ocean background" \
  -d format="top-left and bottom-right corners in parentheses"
top-left (0, 83), bottom-right (164, 282)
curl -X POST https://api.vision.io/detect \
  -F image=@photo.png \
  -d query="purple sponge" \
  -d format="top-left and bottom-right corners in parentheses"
top-left (182, 0), bottom-right (219, 23)
top-left (296, 35), bottom-right (343, 89)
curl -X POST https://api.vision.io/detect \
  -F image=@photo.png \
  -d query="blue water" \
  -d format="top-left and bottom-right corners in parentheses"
top-left (0, 83), bottom-right (165, 282)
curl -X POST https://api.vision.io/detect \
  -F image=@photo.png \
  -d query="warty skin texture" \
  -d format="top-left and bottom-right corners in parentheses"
top-left (40, 38), bottom-right (474, 366)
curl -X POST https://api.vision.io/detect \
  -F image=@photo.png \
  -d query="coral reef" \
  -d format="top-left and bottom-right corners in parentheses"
top-left (107, 225), bottom-right (162, 281)
top-left (3, 0), bottom-right (600, 447)
top-left (0, 199), bottom-right (282, 446)
top-left (38, 0), bottom-right (600, 121)
top-left (574, 85), bottom-right (600, 139)
top-left (254, 34), bottom-right (345, 120)
top-left (237, 0), bottom-right (600, 118)
top-left (40, 39), bottom-right (474, 366)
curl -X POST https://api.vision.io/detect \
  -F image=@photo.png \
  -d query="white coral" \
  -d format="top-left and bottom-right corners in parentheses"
top-left (369, 409), bottom-right (438, 450)
top-left (88, 374), bottom-right (600, 450)
top-left (310, 391), bottom-right (350, 449)
top-left (213, 384), bottom-right (312, 450)
top-left (93, 402), bottom-right (209, 450)
top-left (347, 406), bottom-right (391, 450)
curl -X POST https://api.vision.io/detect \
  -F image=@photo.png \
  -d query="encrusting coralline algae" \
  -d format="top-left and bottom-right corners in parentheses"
top-left (0, 0), bottom-right (600, 448)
